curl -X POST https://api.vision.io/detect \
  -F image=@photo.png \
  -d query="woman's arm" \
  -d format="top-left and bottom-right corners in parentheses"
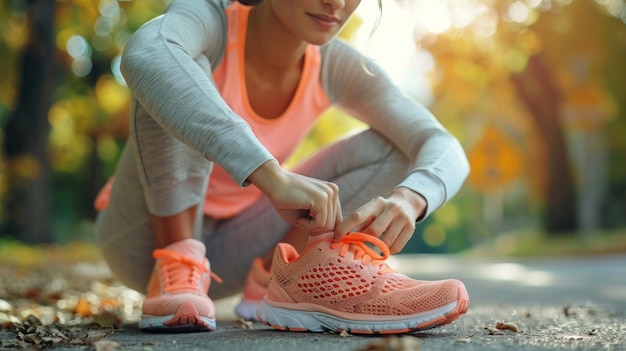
top-left (122, 0), bottom-right (343, 233)
top-left (248, 160), bottom-right (342, 235)
top-left (120, 0), bottom-right (274, 186)
top-left (320, 39), bottom-right (470, 251)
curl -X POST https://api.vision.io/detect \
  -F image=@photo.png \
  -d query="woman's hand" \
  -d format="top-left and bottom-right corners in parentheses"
top-left (248, 161), bottom-right (342, 235)
top-left (335, 187), bottom-right (427, 253)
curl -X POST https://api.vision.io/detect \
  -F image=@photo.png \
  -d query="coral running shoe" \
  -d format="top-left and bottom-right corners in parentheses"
top-left (235, 257), bottom-right (271, 321)
top-left (256, 233), bottom-right (469, 334)
top-left (139, 238), bottom-right (222, 332)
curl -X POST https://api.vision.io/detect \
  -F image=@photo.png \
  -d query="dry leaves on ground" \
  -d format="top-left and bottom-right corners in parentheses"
top-left (484, 320), bottom-right (523, 335)
top-left (1, 314), bottom-right (114, 348)
top-left (0, 242), bottom-right (144, 348)
top-left (495, 321), bottom-right (522, 333)
top-left (484, 326), bottom-right (505, 335)
top-left (233, 318), bottom-right (254, 330)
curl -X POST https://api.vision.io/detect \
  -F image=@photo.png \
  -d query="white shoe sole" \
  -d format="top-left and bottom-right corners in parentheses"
top-left (235, 300), bottom-right (262, 321)
top-left (257, 295), bottom-right (468, 334)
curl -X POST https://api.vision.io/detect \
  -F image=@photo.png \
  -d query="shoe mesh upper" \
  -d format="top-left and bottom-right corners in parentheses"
top-left (142, 239), bottom-right (216, 318)
top-left (268, 233), bottom-right (462, 316)
top-left (241, 257), bottom-right (271, 302)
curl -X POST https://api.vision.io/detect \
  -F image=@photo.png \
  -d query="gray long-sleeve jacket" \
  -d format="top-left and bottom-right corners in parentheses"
top-left (119, 0), bottom-right (470, 220)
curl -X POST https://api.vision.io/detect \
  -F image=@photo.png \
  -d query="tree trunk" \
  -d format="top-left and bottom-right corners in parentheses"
top-left (2, 0), bottom-right (56, 243)
top-left (511, 53), bottom-right (578, 234)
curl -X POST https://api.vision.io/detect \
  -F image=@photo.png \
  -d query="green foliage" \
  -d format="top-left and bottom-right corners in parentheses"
top-left (420, 0), bottom-right (626, 247)
top-left (1, 0), bottom-right (625, 251)
top-left (1, 0), bottom-right (170, 242)
top-left (465, 228), bottom-right (626, 258)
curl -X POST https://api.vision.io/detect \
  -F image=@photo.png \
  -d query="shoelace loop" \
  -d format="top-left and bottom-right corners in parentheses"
top-left (330, 232), bottom-right (395, 274)
top-left (153, 249), bottom-right (222, 293)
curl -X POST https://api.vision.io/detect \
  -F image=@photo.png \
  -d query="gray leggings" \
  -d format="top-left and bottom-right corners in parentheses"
top-left (95, 106), bottom-right (410, 299)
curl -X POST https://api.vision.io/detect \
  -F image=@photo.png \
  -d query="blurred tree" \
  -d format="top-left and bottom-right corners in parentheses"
top-left (1, 0), bottom-right (168, 242)
top-left (0, 0), bottom-right (624, 246)
top-left (2, 0), bottom-right (57, 243)
top-left (418, 0), bottom-right (625, 237)
top-left (529, 0), bottom-right (626, 232)
top-left (510, 53), bottom-right (577, 233)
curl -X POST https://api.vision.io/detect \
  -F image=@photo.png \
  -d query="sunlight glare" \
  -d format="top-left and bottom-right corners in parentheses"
top-left (605, 0), bottom-right (625, 17)
top-left (485, 262), bottom-right (526, 281)
top-left (479, 263), bottom-right (555, 287)
top-left (474, 8), bottom-right (499, 37)
top-left (450, 2), bottom-right (489, 29)
top-left (66, 35), bottom-right (89, 58)
top-left (399, 0), bottom-right (500, 38)
top-left (413, 1), bottom-right (451, 34)
top-left (508, 1), bottom-right (530, 23)
top-left (355, 1), bottom-right (416, 83)
top-left (523, 270), bottom-right (553, 287)
top-left (524, 0), bottom-right (543, 8)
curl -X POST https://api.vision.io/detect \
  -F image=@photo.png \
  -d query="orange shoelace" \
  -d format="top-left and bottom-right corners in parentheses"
top-left (330, 232), bottom-right (396, 274)
top-left (153, 249), bottom-right (222, 293)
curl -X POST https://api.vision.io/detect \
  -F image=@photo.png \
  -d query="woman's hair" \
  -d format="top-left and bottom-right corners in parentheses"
top-left (233, 0), bottom-right (262, 5)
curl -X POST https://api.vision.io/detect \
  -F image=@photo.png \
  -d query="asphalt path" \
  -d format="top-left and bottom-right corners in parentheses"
top-left (2, 253), bottom-right (625, 351)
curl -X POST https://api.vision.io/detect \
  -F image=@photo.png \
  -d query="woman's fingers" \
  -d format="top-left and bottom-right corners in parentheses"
top-left (336, 196), bottom-right (416, 252)
top-left (308, 180), bottom-right (341, 234)
top-left (335, 197), bottom-right (382, 238)
top-left (277, 175), bottom-right (340, 234)
top-left (249, 162), bottom-right (342, 234)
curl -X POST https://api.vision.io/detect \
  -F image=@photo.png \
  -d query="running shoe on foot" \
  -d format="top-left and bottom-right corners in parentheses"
top-left (256, 232), bottom-right (470, 334)
top-left (139, 238), bottom-right (222, 332)
top-left (235, 257), bottom-right (271, 321)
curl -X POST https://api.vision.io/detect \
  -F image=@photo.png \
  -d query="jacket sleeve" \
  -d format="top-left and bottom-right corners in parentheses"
top-left (320, 39), bottom-right (470, 220)
top-left (120, 0), bottom-right (275, 186)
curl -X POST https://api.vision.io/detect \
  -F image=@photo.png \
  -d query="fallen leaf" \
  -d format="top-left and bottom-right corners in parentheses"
top-left (340, 330), bottom-right (351, 337)
top-left (22, 332), bottom-right (45, 345)
top-left (94, 339), bottom-right (120, 351)
top-left (99, 298), bottom-right (121, 310)
top-left (74, 298), bottom-right (93, 317)
top-left (0, 299), bottom-right (13, 312)
top-left (484, 326), bottom-right (505, 335)
top-left (41, 336), bottom-right (65, 344)
top-left (22, 314), bottom-right (42, 327)
top-left (496, 321), bottom-right (521, 333)
top-left (356, 336), bottom-right (420, 351)
top-left (233, 318), bottom-right (254, 330)
top-left (82, 330), bottom-right (115, 344)
top-left (0, 312), bottom-right (20, 328)
top-left (563, 304), bottom-right (577, 317)
top-left (91, 311), bottom-right (123, 329)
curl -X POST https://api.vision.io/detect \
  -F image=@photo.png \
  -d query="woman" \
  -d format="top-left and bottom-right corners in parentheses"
top-left (95, 0), bottom-right (471, 333)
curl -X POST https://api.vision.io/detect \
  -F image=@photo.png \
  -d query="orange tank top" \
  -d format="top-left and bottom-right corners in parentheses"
top-left (205, 2), bottom-right (330, 219)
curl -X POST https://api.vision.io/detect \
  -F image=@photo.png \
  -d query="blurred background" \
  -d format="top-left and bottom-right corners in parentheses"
top-left (0, 0), bottom-right (625, 257)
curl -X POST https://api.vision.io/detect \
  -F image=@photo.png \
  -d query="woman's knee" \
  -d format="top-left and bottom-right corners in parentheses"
top-left (96, 213), bottom-right (155, 293)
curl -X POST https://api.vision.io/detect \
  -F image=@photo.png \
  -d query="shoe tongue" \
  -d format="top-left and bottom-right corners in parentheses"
top-left (163, 238), bottom-right (206, 261)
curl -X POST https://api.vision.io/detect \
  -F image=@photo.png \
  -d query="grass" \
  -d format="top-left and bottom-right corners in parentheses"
top-left (0, 238), bottom-right (102, 267)
top-left (464, 227), bottom-right (626, 258)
